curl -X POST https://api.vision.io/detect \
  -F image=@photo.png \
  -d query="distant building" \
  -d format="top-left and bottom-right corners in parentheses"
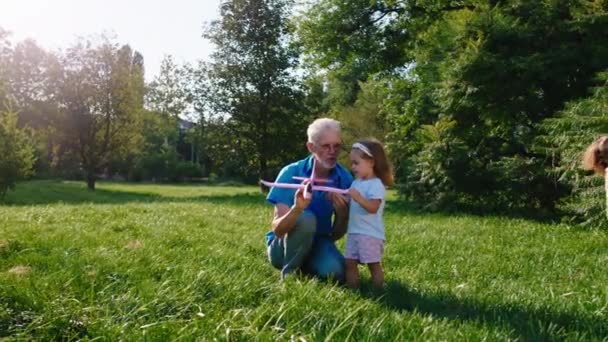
top-left (178, 118), bottom-right (196, 132)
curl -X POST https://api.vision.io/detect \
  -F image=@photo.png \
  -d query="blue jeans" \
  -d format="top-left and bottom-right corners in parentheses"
top-left (267, 211), bottom-right (345, 281)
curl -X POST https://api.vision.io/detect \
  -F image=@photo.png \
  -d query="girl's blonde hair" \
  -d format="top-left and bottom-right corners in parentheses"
top-left (352, 138), bottom-right (394, 186)
top-left (582, 136), bottom-right (608, 175)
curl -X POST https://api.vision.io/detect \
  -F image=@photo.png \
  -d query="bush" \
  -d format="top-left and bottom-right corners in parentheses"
top-left (400, 117), bottom-right (466, 210)
top-left (172, 161), bottom-right (202, 182)
top-left (538, 72), bottom-right (608, 228)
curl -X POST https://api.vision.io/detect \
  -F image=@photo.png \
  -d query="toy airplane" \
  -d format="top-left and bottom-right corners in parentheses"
top-left (260, 158), bottom-right (349, 199)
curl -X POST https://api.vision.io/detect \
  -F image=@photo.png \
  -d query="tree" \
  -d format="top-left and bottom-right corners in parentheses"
top-left (0, 27), bottom-right (12, 104)
top-left (298, 0), bottom-right (608, 213)
top-left (0, 29), bottom-right (35, 198)
top-left (0, 107), bottom-right (35, 199)
top-left (3, 39), bottom-right (63, 177)
top-left (296, 0), bottom-right (409, 105)
top-left (145, 55), bottom-right (192, 118)
top-left (55, 36), bottom-right (145, 190)
top-left (130, 108), bottom-right (181, 182)
top-left (328, 78), bottom-right (398, 168)
top-left (203, 0), bottom-right (309, 180)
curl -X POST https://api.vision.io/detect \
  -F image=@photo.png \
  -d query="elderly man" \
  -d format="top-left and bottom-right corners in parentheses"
top-left (265, 118), bottom-right (353, 281)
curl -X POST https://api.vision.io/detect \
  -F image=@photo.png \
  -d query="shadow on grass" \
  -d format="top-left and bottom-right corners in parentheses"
top-left (1, 180), bottom-right (266, 207)
top-left (363, 280), bottom-right (606, 340)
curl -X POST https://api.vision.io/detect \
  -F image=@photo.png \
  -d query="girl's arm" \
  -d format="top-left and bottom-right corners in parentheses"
top-left (349, 188), bottom-right (382, 214)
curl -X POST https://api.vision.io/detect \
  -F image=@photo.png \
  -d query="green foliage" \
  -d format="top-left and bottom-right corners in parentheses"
top-left (203, 0), bottom-right (310, 179)
top-left (145, 56), bottom-right (192, 118)
top-left (0, 34), bottom-right (61, 180)
top-left (0, 109), bottom-right (35, 198)
top-left (134, 143), bottom-right (202, 183)
top-left (198, 117), bottom-right (250, 179)
top-left (297, 0), bottom-right (409, 105)
top-left (54, 36), bottom-right (145, 189)
top-left (3, 39), bottom-right (60, 129)
top-left (299, 0), bottom-right (608, 216)
top-left (332, 78), bottom-right (392, 143)
top-left (330, 78), bottom-right (394, 168)
top-left (403, 1), bottom-right (608, 212)
top-left (400, 117), bottom-right (466, 210)
top-left (538, 72), bottom-right (608, 228)
top-left (3, 1), bottom-right (608, 221)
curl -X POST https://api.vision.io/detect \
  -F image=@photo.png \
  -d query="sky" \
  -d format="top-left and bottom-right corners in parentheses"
top-left (0, 0), bottom-right (222, 81)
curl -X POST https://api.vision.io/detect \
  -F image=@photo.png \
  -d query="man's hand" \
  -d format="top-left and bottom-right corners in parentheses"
top-left (328, 192), bottom-right (349, 240)
top-left (328, 192), bottom-right (349, 217)
top-left (293, 180), bottom-right (312, 211)
top-left (272, 182), bottom-right (312, 239)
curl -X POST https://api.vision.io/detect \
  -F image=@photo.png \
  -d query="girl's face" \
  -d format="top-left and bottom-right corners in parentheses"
top-left (350, 149), bottom-right (374, 179)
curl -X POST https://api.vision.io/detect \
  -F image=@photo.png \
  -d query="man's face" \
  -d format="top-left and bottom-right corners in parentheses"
top-left (310, 130), bottom-right (342, 169)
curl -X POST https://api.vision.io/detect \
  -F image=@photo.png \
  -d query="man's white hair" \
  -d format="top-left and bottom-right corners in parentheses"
top-left (307, 118), bottom-right (341, 144)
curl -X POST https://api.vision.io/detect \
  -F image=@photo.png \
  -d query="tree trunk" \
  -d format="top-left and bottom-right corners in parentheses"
top-left (86, 173), bottom-right (96, 191)
top-left (259, 155), bottom-right (268, 193)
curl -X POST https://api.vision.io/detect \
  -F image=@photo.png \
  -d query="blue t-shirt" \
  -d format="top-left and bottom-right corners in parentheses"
top-left (347, 177), bottom-right (386, 240)
top-left (265, 155), bottom-right (353, 245)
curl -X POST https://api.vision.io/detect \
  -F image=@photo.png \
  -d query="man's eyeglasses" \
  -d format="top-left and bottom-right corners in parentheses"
top-left (317, 143), bottom-right (342, 153)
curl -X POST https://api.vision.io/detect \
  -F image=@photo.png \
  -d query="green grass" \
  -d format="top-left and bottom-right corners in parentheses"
top-left (1, 180), bottom-right (607, 340)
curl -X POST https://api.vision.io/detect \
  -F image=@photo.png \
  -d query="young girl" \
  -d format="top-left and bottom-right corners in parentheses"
top-left (582, 135), bottom-right (608, 217)
top-left (346, 138), bottom-right (394, 290)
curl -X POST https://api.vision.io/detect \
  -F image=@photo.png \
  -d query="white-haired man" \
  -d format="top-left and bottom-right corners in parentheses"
top-left (265, 118), bottom-right (353, 281)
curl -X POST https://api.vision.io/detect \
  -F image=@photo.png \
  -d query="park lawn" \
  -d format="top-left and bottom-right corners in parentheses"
top-left (0, 180), bottom-right (607, 340)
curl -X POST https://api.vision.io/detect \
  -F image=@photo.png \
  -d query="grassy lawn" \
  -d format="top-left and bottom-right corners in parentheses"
top-left (1, 180), bottom-right (607, 340)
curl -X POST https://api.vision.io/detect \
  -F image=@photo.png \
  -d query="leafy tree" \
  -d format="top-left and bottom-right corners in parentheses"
top-left (298, 0), bottom-right (608, 213)
top-left (297, 0), bottom-right (409, 105)
top-left (0, 27), bottom-right (11, 92)
top-left (54, 36), bottom-right (145, 190)
top-left (3, 39), bottom-right (63, 177)
top-left (145, 55), bottom-right (192, 118)
top-left (0, 29), bottom-right (35, 197)
top-left (203, 0), bottom-right (309, 180)
top-left (129, 109), bottom-right (181, 182)
top-left (332, 79), bottom-right (392, 144)
top-left (4, 39), bottom-right (60, 127)
top-left (0, 107), bottom-right (35, 199)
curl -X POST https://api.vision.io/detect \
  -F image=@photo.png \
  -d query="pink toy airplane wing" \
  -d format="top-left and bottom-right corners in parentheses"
top-left (259, 158), bottom-right (349, 198)
top-left (292, 176), bottom-right (333, 183)
top-left (259, 180), bottom-right (304, 190)
top-left (312, 185), bottom-right (349, 194)
top-left (260, 180), bottom-right (348, 195)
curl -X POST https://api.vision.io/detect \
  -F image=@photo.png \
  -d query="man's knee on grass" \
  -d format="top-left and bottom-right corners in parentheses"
top-left (313, 255), bottom-right (345, 282)
top-left (283, 211), bottom-right (316, 253)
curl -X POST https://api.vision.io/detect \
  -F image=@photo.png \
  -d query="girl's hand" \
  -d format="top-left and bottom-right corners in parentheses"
top-left (348, 188), bottom-right (362, 203)
top-left (349, 187), bottom-right (381, 214)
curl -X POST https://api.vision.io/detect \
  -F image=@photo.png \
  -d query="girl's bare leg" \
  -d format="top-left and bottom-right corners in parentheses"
top-left (368, 262), bottom-right (383, 290)
top-left (345, 259), bottom-right (360, 289)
